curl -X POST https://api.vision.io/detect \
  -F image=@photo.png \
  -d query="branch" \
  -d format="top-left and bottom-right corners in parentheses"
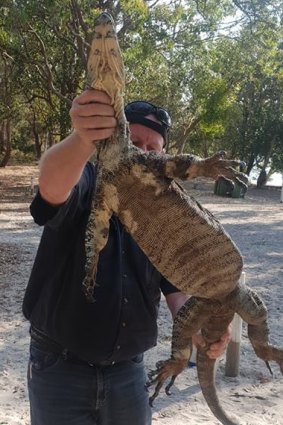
top-left (70, 0), bottom-right (89, 36)
top-left (0, 49), bottom-right (14, 62)
top-left (42, 18), bottom-right (89, 69)
top-left (24, 93), bottom-right (50, 104)
top-left (68, 1), bottom-right (93, 68)
top-left (66, 22), bottom-right (90, 68)
top-left (117, 16), bottom-right (136, 39)
top-left (27, 25), bottom-right (72, 106)
top-left (232, 0), bottom-right (253, 20)
top-left (145, 0), bottom-right (161, 8)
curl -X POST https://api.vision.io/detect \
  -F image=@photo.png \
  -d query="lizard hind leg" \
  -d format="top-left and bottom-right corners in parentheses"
top-left (147, 347), bottom-right (193, 407)
top-left (234, 284), bottom-right (283, 374)
top-left (147, 297), bottom-right (208, 405)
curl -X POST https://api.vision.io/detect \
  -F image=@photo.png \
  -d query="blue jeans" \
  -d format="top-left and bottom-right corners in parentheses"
top-left (27, 342), bottom-right (152, 425)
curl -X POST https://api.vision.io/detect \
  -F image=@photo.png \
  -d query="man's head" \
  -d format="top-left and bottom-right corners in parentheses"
top-left (125, 101), bottom-right (171, 152)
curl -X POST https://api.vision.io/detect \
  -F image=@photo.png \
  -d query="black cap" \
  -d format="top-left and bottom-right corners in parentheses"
top-left (125, 111), bottom-right (167, 143)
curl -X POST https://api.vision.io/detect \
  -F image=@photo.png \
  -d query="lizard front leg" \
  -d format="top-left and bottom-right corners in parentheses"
top-left (145, 150), bottom-right (248, 188)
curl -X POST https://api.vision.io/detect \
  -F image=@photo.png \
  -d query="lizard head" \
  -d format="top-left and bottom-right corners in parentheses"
top-left (87, 13), bottom-right (125, 123)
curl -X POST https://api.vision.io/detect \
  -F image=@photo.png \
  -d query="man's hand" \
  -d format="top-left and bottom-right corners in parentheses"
top-left (165, 293), bottom-right (232, 360)
top-left (192, 326), bottom-right (232, 359)
top-left (38, 89), bottom-right (117, 205)
top-left (70, 89), bottom-right (117, 146)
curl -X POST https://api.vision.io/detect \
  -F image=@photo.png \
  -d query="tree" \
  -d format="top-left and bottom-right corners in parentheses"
top-left (0, 49), bottom-right (17, 166)
top-left (218, 27), bottom-right (283, 185)
top-left (0, 0), bottom-right (282, 171)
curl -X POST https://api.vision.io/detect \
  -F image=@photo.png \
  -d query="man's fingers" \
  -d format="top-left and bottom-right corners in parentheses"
top-left (206, 330), bottom-right (231, 359)
top-left (70, 89), bottom-right (115, 121)
top-left (221, 333), bottom-right (231, 343)
top-left (209, 339), bottom-right (227, 352)
top-left (77, 128), bottom-right (115, 142)
top-left (74, 89), bottom-right (112, 105)
top-left (72, 116), bottom-right (117, 130)
top-left (69, 88), bottom-right (117, 146)
top-left (192, 325), bottom-right (232, 360)
top-left (192, 333), bottom-right (206, 348)
top-left (72, 103), bottom-right (115, 118)
top-left (206, 341), bottom-right (226, 359)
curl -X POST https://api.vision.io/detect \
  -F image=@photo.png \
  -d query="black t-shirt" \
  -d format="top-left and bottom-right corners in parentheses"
top-left (23, 162), bottom-right (179, 363)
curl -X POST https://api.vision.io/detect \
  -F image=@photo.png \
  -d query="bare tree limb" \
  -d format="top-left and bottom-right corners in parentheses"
top-left (70, 0), bottom-right (89, 36)
top-left (27, 25), bottom-right (72, 106)
top-left (66, 22), bottom-right (89, 67)
top-left (145, 0), bottom-right (163, 8)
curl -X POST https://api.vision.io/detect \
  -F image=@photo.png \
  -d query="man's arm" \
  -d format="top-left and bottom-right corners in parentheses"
top-left (165, 292), bottom-right (231, 359)
top-left (38, 90), bottom-right (116, 206)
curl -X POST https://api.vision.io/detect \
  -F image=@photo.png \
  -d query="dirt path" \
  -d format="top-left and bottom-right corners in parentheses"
top-left (0, 166), bottom-right (283, 425)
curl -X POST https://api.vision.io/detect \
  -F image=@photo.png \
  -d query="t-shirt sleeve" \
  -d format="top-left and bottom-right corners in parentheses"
top-left (160, 275), bottom-right (180, 296)
top-left (30, 162), bottom-right (96, 227)
top-left (30, 189), bottom-right (62, 225)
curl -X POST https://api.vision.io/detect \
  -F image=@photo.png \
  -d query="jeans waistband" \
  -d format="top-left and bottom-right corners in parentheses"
top-left (30, 326), bottom-right (142, 367)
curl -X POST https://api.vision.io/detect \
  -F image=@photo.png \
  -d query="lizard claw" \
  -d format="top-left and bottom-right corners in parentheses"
top-left (146, 357), bottom-right (187, 405)
top-left (265, 361), bottom-right (273, 375)
top-left (165, 375), bottom-right (177, 395)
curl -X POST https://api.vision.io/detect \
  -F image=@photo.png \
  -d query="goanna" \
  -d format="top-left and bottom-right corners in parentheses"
top-left (83, 12), bottom-right (283, 425)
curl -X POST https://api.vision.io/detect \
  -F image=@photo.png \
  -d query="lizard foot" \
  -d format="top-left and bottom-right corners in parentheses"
top-left (272, 351), bottom-right (283, 374)
top-left (249, 338), bottom-right (283, 375)
top-left (146, 357), bottom-right (187, 405)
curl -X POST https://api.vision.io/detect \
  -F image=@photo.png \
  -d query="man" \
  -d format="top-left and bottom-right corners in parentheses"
top-left (23, 89), bottom-right (230, 425)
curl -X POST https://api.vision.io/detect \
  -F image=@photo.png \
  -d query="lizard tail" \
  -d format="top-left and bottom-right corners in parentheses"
top-left (197, 347), bottom-right (239, 425)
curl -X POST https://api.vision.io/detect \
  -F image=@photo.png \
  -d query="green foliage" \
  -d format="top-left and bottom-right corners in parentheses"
top-left (0, 0), bottom-right (282, 175)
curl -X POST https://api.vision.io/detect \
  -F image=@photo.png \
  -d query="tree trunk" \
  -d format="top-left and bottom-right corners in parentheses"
top-left (0, 120), bottom-right (12, 167)
top-left (257, 169), bottom-right (267, 188)
top-left (0, 122), bottom-right (4, 152)
top-left (33, 128), bottom-right (42, 160)
top-left (256, 139), bottom-right (275, 188)
top-left (246, 154), bottom-right (255, 175)
top-left (31, 112), bottom-right (42, 160)
top-left (47, 130), bottom-right (55, 148)
top-left (177, 116), bottom-right (201, 154)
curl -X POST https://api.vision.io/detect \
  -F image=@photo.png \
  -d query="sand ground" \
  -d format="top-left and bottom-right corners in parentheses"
top-left (0, 166), bottom-right (282, 425)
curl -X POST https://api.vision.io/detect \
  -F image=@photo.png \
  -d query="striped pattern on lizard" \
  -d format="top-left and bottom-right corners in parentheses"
top-left (82, 12), bottom-right (283, 425)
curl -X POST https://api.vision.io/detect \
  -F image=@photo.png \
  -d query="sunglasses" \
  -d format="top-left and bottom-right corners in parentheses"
top-left (125, 101), bottom-right (172, 128)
